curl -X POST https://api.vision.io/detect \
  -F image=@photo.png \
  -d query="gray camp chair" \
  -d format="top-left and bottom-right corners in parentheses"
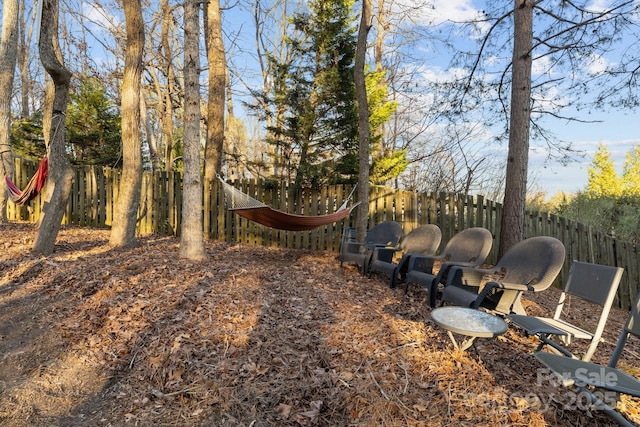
top-left (535, 290), bottom-right (640, 427)
top-left (440, 236), bottom-right (566, 315)
top-left (403, 227), bottom-right (493, 307)
top-left (508, 261), bottom-right (623, 361)
top-left (339, 221), bottom-right (403, 275)
top-left (368, 224), bottom-right (442, 288)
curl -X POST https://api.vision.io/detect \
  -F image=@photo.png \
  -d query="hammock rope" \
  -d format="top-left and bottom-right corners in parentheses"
top-left (5, 157), bottom-right (48, 206)
top-left (217, 176), bottom-right (359, 231)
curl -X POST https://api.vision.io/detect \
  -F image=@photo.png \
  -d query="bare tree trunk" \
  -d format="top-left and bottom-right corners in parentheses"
top-left (109, 0), bottom-right (145, 247)
top-left (33, 0), bottom-right (73, 256)
top-left (252, 0), bottom-right (290, 180)
top-left (0, 0), bottom-right (20, 223)
top-left (180, 0), bottom-right (206, 260)
top-left (204, 0), bottom-right (225, 180)
top-left (163, 76), bottom-right (174, 170)
top-left (499, 0), bottom-right (533, 258)
top-left (148, 67), bottom-right (166, 166)
top-left (17, 0), bottom-right (32, 119)
top-left (225, 55), bottom-right (236, 178)
top-left (161, 0), bottom-right (175, 172)
top-left (355, 0), bottom-right (372, 241)
top-left (225, 63), bottom-right (234, 117)
top-left (373, 0), bottom-right (388, 170)
top-left (141, 95), bottom-right (159, 170)
top-left (374, 0), bottom-right (384, 72)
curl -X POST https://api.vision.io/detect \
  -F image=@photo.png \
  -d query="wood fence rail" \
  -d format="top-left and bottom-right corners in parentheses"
top-left (6, 159), bottom-right (639, 309)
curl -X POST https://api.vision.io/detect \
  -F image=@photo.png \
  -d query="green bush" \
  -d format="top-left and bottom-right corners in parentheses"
top-left (558, 193), bottom-right (640, 243)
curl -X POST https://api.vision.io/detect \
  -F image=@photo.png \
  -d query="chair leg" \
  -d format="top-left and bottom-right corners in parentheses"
top-left (538, 336), bottom-right (575, 358)
top-left (578, 385), bottom-right (635, 427)
top-left (428, 278), bottom-right (438, 308)
top-left (390, 266), bottom-right (399, 288)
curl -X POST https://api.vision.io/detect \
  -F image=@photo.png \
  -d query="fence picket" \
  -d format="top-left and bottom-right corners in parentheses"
top-left (5, 158), bottom-right (638, 308)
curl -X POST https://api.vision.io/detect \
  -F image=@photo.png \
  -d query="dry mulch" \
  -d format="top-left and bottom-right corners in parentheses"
top-left (1, 222), bottom-right (639, 426)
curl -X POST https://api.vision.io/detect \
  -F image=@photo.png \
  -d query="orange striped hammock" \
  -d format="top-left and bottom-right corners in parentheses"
top-left (217, 176), bottom-right (358, 231)
top-left (5, 157), bottom-right (48, 206)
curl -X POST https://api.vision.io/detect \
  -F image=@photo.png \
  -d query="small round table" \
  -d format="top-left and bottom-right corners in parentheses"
top-left (431, 306), bottom-right (508, 351)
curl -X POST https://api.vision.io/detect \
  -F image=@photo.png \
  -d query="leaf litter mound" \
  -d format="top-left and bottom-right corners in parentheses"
top-left (1, 222), bottom-right (639, 426)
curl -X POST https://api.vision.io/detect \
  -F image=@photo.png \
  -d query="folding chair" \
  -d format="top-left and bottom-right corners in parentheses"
top-left (535, 290), bottom-right (640, 426)
top-left (509, 261), bottom-right (624, 361)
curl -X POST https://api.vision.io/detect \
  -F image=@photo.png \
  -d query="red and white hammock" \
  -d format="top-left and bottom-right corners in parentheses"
top-left (218, 176), bottom-right (358, 231)
top-left (5, 157), bottom-right (48, 206)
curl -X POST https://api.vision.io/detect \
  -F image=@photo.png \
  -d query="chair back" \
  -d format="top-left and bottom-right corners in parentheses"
top-left (562, 261), bottom-right (623, 306)
top-left (401, 224), bottom-right (441, 255)
top-left (339, 227), bottom-right (356, 254)
top-left (440, 227), bottom-right (493, 264)
top-left (364, 221), bottom-right (403, 247)
top-left (498, 236), bottom-right (566, 292)
top-left (554, 261), bottom-right (624, 361)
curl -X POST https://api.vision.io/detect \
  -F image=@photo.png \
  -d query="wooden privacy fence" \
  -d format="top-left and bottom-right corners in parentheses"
top-left (6, 159), bottom-right (639, 309)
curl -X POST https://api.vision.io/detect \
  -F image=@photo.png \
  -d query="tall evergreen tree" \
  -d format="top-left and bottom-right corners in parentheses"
top-left (587, 143), bottom-right (622, 198)
top-left (66, 78), bottom-right (122, 166)
top-left (622, 145), bottom-right (640, 196)
top-left (367, 69), bottom-right (404, 185)
top-left (354, 0), bottom-right (371, 242)
top-left (276, 0), bottom-right (358, 188)
top-left (499, 0), bottom-right (533, 258)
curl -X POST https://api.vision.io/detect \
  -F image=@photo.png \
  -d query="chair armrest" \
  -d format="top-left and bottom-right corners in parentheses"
top-left (407, 254), bottom-right (439, 274)
top-left (445, 266), bottom-right (485, 289)
top-left (470, 280), bottom-right (533, 311)
top-left (432, 261), bottom-right (466, 284)
top-left (483, 281), bottom-right (534, 292)
top-left (367, 242), bottom-right (397, 249)
top-left (371, 246), bottom-right (400, 263)
top-left (343, 241), bottom-right (367, 254)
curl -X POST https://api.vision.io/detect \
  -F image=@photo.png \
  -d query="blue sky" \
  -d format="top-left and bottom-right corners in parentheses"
top-left (530, 113), bottom-right (639, 195)
top-left (406, 0), bottom-right (640, 196)
top-left (4, 0), bottom-right (638, 196)
top-left (220, 0), bottom-right (640, 196)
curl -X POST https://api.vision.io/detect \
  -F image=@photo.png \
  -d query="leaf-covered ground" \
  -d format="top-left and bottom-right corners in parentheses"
top-left (1, 222), bottom-right (639, 426)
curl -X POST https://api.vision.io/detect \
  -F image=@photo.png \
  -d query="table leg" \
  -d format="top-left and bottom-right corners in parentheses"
top-left (446, 331), bottom-right (477, 351)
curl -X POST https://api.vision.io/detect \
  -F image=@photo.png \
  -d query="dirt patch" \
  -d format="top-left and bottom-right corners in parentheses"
top-left (1, 222), bottom-right (638, 426)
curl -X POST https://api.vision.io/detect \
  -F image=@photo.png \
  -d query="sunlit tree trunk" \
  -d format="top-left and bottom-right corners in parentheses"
top-left (355, 0), bottom-right (372, 241)
top-left (140, 95), bottom-right (160, 170)
top-left (109, 0), bottom-right (145, 247)
top-left (33, 0), bottom-right (74, 256)
top-left (180, 0), bottom-right (206, 260)
top-left (161, 0), bottom-right (175, 172)
top-left (148, 67), bottom-right (166, 166)
top-left (374, 0), bottom-right (384, 72)
top-left (252, 0), bottom-right (290, 180)
top-left (204, 0), bottom-right (225, 180)
top-left (17, 0), bottom-right (32, 119)
top-left (0, 0), bottom-right (20, 223)
top-left (499, 0), bottom-right (533, 258)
